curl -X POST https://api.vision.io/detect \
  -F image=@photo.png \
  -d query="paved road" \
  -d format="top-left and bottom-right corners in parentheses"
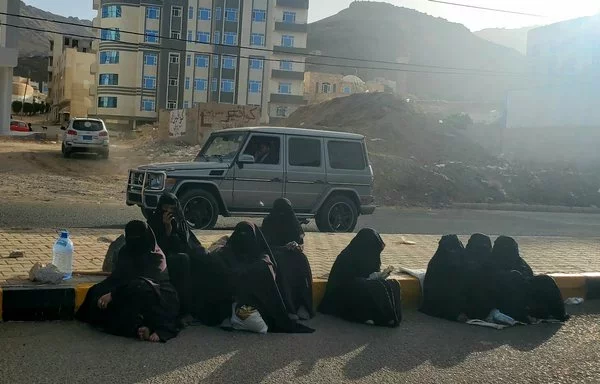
top-left (1, 201), bottom-right (599, 236)
top-left (0, 303), bottom-right (598, 383)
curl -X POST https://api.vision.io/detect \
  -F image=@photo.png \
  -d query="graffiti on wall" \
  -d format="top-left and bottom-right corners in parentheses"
top-left (169, 109), bottom-right (186, 137)
top-left (199, 106), bottom-right (260, 129)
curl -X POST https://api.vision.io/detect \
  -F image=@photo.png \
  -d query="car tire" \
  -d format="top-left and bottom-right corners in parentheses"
top-left (316, 195), bottom-right (358, 233)
top-left (62, 145), bottom-right (71, 158)
top-left (179, 188), bottom-right (220, 230)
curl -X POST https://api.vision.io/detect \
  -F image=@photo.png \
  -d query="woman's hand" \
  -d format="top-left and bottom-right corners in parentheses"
top-left (97, 292), bottom-right (112, 310)
top-left (162, 211), bottom-right (174, 236)
top-left (285, 241), bottom-right (302, 252)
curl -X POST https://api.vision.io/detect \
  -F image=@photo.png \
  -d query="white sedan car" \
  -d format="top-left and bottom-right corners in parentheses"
top-left (61, 118), bottom-right (110, 159)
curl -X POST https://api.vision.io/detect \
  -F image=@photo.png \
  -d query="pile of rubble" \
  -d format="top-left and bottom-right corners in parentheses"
top-left (286, 93), bottom-right (600, 208)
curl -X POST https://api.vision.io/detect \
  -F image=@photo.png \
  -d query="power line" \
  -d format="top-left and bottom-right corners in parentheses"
top-left (5, 21), bottom-right (541, 78)
top-left (427, 0), bottom-right (546, 17)
top-left (1, 11), bottom-right (532, 76)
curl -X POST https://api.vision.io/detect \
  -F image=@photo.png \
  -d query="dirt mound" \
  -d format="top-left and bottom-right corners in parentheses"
top-left (286, 93), bottom-right (600, 208)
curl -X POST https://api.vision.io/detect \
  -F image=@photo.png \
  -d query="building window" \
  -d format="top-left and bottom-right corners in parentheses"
top-left (188, 6), bottom-right (194, 20)
top-left (169, 54), bottom-right (179, 64)
top-left (276, 106), bottom-right (288, 117)
top-left (197, 32), bottom-right (210, 43)
top-left (144, 30), bottom-right (159, 43)
top-left (221, 79), bottom-right (235, 93)
top-left (252, 9), bottom-right (266, 22)
top-left (225, 8), bottom-right (238, 22)
top-left (185, 77), bottom-right (190, 90)
top-left (142, 99), bottom-right (155, 112)
top-left (187, 30), bottom-right (193, 42)
top-left (183, 101), bottom-right (190, 109)
top-left (186, 54), bottom-right (192, 66)
top-left (250, 33), bottom-right (265, 46)
top-left (99, 74), bottom-right (119, 85)
top-left (280, 60), bottom-right (293, 71)
top-left (215, 7), bottom-right (222, 21)
top-left (100, 28), bottom-right (120, 41)
top-left (211, 78), bottom-right (218, 91)
top-left (171, 7), bottom-right (182, 17)
top-left (223, 32), bottom-right (237, 46)
top-left (283, 11), bottom-right (296, 24)
top-left (144, 53), bottom-right (158, 66)
top-left (101, 5), bottom-right (121, 18)
top-left (328, 141), bottom-right (366, 170)
top-left (168, 78), bottom-right (179, 86)
top-left (279, 82), bottom-right (292, 94)
top-left (213, 55), bottom-right (220, 68)
top-left (198, 8), bottom-right (211, 20)
top-left (171, 31), bottom-right (181, 40)
top-left (194, 78), bottom-right (207, 91)
top-left (213, 31), bottom-right (221, 44)
top-left (249, 58), bottom-right (264, 70)
top-left (99, 51), bottom-right (119, 64)
top-left (143, 76), bottom-right (157, 89)
top-left (167, 101), bottom-right (177, 109)
top-left (146, 6), bottom-right (160, 19)
top-left (281, 35), bottom-right (294, 47)
top-left (343, 86), bottom-right (352, 94)
top-left (222, 55), bottom-right (236, 69)
top-left (98, 96), bottom-right (118, 108)
top-left (195, 54), bottom-right (209, 68)
top-left (249, 80), bottom-right (262, 93)
top-left (321, 82), bottom-right (333, 94)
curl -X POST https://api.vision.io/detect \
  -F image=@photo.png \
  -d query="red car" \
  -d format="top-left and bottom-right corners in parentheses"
top-left (10, 120), bottom-right (31, 132)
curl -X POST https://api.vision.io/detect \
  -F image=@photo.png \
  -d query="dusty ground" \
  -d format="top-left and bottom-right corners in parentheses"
top-left (0, 133), bottom-right (199, 204)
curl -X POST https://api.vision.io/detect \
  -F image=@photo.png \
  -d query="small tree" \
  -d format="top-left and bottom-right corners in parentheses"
top-left (11, 100), bottom-right (22, 114)
top-left (23, 102), bottom-right (34, 115)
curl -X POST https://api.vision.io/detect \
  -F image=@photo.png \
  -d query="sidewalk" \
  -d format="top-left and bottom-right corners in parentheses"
top-left (1, 229), bottom-right (599, 284)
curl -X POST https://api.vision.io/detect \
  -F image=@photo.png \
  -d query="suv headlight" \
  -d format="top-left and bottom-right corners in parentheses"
top-left (147, 173), bottom-right (165, 190)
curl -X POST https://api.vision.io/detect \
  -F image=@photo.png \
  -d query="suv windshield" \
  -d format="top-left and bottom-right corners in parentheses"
top-left (73, 120), bottom-right (103, 131)
top-left (195, 132), bottom-right (247, 162)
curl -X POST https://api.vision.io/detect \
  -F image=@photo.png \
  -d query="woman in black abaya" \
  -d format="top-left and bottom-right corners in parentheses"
top-left (212, 221), bottom-right (314, 333)
top-left (261, 198), bottom-right (314, 319)
top-left (462, 233), bottom-right (495, 320)
top-left (420, 235), bottom-right (468, 321)
top-left (76, 220), bottom-right (180, 342)
top-left (490, 236), bottom-right (568, 322)
top-left (148, 193), bottom-right (209, 319)
top-left (319, 228), bottom-right (401, 327)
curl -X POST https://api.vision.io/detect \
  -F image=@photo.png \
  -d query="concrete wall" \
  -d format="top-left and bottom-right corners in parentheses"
top-left (159, 102), bottom-right (261, 144)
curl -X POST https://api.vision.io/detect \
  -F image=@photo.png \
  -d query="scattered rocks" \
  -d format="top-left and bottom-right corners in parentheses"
top-left (28, 262), bottom-right (64, 284)
top-left (8, 250), bottom-right (24, 258)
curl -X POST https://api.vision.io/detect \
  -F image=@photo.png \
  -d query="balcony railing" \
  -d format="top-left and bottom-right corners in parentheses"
top-left (270, 93), bottom-right (307, 105)
top-left (272, 69), bottom-right (305, 80)
top-left (274, 22), bottom-right (308, 33)
top-left (273, 45), bottom-right (308, 55)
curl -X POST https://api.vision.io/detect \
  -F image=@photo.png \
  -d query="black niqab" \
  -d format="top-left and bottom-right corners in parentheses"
top-left (261, 198), bottom-right (304, 246)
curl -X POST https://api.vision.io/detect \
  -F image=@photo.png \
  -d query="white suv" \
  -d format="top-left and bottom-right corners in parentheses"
top-left (61, 118), bottom-right (110, 159)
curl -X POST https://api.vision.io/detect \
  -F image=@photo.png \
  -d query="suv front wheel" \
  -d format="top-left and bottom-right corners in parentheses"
top-left (180, 189), bottom-right (220, 230)
top-left (316, 195), bottom-right (358, 233)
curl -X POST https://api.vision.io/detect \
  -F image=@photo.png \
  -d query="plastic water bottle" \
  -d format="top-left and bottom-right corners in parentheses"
top-left (52, 230), bottom-right (74, 280)
top-left (488, 309), bottom-right (517, 326)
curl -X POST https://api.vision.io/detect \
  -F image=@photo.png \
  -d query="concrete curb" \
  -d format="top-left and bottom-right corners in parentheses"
top-left (1, 273), bottom-right (598, 321)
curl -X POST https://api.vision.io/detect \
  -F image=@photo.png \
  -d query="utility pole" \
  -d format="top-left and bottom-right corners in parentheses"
top-left (21, 69), bottom-right (30, 116)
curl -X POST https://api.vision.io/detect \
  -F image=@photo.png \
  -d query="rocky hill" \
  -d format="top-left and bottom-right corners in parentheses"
top-left (475, 26), bottom-right (536, 55)
top-left (306, 1), bottom-right (527, 102)
top-left (17, 1), bottom-right (93, 56)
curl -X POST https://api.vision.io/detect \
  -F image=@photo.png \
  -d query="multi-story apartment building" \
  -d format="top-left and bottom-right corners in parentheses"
top-left (90, 0), bottom-right (308, 129)
top-left (47, 34), bottom-right (96, 123)
top-left (0, 0), bottom-right (19, 134)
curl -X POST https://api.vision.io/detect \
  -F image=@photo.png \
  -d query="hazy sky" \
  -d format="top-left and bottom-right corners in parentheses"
top-left (22, 0), bottom-right (600, 31)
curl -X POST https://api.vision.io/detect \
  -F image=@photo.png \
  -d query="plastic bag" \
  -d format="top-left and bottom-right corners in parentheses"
top-left (230, 303), bottom-right (268, 334)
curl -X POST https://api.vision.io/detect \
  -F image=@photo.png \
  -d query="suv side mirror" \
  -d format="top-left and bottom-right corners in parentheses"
top-left (60, 126), bottom-right (66, 130)
top-left (238, 154), bottom-right (255, 165)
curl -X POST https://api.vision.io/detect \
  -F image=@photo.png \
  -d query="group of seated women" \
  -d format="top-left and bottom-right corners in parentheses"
top-left (77, 194), bottom-right (402, 342)
top-left (420, 233), bottom-right (569, 324)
